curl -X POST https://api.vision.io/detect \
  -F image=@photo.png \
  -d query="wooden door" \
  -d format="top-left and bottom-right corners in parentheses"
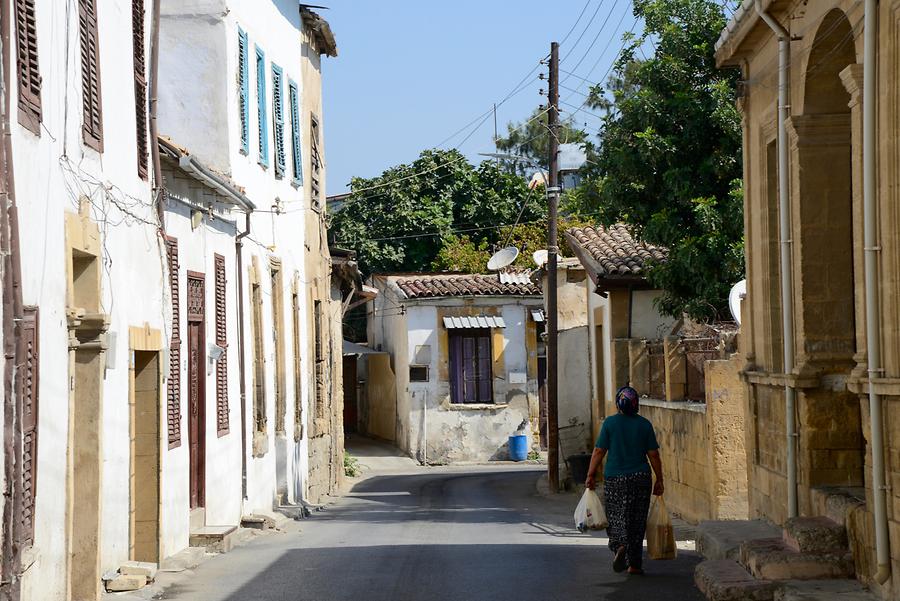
top-left (343, 356), bottom-right (357, 433)
top-left (187, 273), bottom-right (206, 509)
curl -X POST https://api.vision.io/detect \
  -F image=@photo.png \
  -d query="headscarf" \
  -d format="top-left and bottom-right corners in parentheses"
top-left (615, 386), bottom-right (640, 416)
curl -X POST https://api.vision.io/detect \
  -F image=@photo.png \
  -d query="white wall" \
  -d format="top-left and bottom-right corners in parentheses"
top-left (12, 1), bottom-right (161, 598)
top-left (630, 290), bottom-right (679, 341)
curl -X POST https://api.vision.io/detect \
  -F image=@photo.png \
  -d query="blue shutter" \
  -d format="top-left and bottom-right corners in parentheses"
top-left (237, 27), bottom-right (249, 155)
top-left (271, 64), bottom-right (286, 178)
top-left (288, 80), bottom-right (302, 186)
top-left (255, 45), bottom-right (268, 168)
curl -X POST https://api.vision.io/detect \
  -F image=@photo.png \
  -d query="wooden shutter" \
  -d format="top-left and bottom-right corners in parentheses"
top-left (14, 0), bottom-right (42, 134)
top-left (214, 254), bottom-right (229, 436)
top-left (20, 308), bottom-right (39, 547)
top-left (288, 80), bottom-right (302, 186)
top-left (256, 46), bottom-right (268, 167)
top-left (79, 0), bottom-right (103, 151)
top-left (165, 236), bottom-right (182, 448)
top-left (271, 64), bottom-right (286, 178)
top-left (310, 115), bottom-right (321, 206)
top-left (132, 0), bottom-right (148, 179)
top-left (238, 27), bottom-right (249, 155)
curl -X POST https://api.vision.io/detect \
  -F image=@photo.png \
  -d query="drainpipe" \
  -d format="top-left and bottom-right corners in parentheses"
top-left (862, 0), bottom-right (890, 584)
top-left (755, 0), bottom-right (798, 518)
top-left (148, 0), bottom-right (163, 229)
top-left (236, 211), bottom-right (251, 499)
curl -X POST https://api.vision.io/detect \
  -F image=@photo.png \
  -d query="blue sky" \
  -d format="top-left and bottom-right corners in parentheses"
top-left (321, 1), bottom-right (638, 195)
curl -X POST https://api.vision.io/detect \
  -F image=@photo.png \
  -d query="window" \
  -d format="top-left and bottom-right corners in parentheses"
top-left (292, 275), bottom-right (304, 439)
top-left (271, 64), bottom-right (286, 178)
top-left (270, 259), bottom-right (286, 434)
top-left (288, 80), bottom-right (302, 186)
top-left (164, 236), bottom-right (182, 448)
top-left (310, 114), bottom-right (321, 208)
top-left (409, 365), bottom-right (429, 382)
top-left (255, 46), bottom-right (268, 168)
top-left (250, 259), bottom-right (266, 438)
top-left (448, 329), bottom-right (493, 404)
top-left (237, 27), bottom-right (249, 155)
top-left (79, 0), bottom-right (103, 151)
top-left (132, 0), bottom-right (148, 179)
top-left (14, 0), bottom-right (41, 134)
top-left (20, 307), bottom-right (39, 547)
top-left (214, 254), bottom-right (229, 436)
top-left (313, 300), bottom-right (326, 422)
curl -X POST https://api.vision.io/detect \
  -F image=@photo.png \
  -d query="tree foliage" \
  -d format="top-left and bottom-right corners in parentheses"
top-left (330, 149), bottom-right (545, 276)
top-left (577, 0), bottom-right (743, 321)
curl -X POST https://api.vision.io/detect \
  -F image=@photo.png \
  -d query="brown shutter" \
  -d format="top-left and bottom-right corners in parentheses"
top-left (165, 236), bottom-right (182, 448)
top-left (14, 0), bottom-right (41, 134)
top-left (214, 254), bottom-right (229, 435)
top-left (79, 0), bottom-right (103, 151)
top-left (132, 0), bottom-right (148, 179)
top-left (20, 308), bottom-right (39, 547)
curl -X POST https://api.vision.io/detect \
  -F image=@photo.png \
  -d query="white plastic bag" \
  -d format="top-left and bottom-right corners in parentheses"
top-left (646, 495), bottom-right (677, 560)
top-left (574, 489), bottom-right (608, 532)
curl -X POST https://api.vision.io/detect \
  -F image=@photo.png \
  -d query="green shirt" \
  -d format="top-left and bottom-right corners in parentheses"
top-left (595, 413), bottom-right (660, 478)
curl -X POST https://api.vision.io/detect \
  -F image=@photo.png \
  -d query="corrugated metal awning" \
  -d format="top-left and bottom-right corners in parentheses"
top-left (531, 309), bottom-right (545, 323)
top-left (442, 315), bottom-right (506, 329)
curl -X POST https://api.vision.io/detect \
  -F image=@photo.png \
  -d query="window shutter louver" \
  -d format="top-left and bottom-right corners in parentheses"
top-left (20, 308), bottom-right (39, 547)
top-left (131, 0), bottom-right (148, 179)
top-left (165, 236), bottom-right (182, 448)
top-left (238, 27), bottom-right (249, 155)
top-left (256, 46), bottom-right (269, 168)
top-left (79, 0), bottom-right (103, 151)
top-left (288, 80), bottom-right (302, 186)
top-left (14, 0), bottom-right (42, 134)
top-left (214, 254), bottom-right (229, 436)
top-left (310, 115), bottom-right (321, 207)
top-left (272, 64), bottom-right (286, 178)
top-left (132, 0), bottom-right (148, 179)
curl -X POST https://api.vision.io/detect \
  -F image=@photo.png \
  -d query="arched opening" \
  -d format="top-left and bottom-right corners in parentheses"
top-left (794, 9), bottom-right (864, 493)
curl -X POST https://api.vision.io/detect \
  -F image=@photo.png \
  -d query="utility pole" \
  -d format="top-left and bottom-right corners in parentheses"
top-left (546, 41), bottom-right (560, 493)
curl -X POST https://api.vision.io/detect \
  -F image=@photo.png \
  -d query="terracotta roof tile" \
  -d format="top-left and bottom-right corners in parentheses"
top-left (395, 272), bottom-right (541, 299)
top-left (565, 224), bottom-right (667, 277)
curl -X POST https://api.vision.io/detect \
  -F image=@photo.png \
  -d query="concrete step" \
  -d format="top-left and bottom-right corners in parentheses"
top-left (241, 514), bottom-right (276, 530)
top-left (695, 559), bottom-right (779, 601)
top-left (696, 520), bottom-right (782, 561)
top-left (740, 538), bottom-right (854, 581)
top-left (783, 516), bottom-right (847, 554)
top-left (775, 580), bottom-right (878, 601)
top-left (189, 525), bottom-right (238, 554)
top-left (118, 561), bottom-right (157, 581)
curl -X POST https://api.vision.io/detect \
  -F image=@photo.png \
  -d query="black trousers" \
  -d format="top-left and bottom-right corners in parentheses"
top-left (604, 471), bottom-right (652, 569)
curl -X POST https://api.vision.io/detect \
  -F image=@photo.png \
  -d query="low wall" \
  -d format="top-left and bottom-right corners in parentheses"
top-left (638, 356), bottom-right (748, 524)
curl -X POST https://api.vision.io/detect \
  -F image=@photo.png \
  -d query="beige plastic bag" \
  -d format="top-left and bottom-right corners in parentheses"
top-left (574, 489), bottom-right (608, 532)
top-left (646, 495), bottom-right (677, 560)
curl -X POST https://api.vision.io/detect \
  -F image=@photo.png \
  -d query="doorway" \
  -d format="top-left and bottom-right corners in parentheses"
top-left (130, 351), bottom-right (160, 563)
top-left (186, 272), bottom-right (206, 510)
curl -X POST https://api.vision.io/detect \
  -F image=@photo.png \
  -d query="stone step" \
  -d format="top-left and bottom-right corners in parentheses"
top-left (241, 514), bottom-right (276, 530)
top-left (118, 560), bottom-right (157, 581)
top-left (696, 520), bottom-right (782, 561)
top-left (740, 538), bottom-right (854, 581)
top-left (783, 516), bottom-right (847, 554)
top-left (189, 525), bottom-right (238, 554)
top-left (695, 559), bottom-right (779, 601)
top-left (775, 580), bottom-right (878, 601)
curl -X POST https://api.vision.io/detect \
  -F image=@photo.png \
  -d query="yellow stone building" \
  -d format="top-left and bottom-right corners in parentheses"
top-left (717, 0), bottom-right (900, 594)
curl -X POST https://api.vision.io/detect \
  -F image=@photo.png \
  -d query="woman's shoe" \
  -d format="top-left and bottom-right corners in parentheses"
top-left (627, 567), bottom-right (645, 575)
top-left (613, 546), bottom-right (628, 573)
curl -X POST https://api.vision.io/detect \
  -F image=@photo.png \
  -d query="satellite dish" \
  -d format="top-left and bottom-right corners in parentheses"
top-left (728, 279), bottom-right (747, 326)
top-left (487, 246), bottom-right (519, 271)
top-left (532, 249), bottom-right (549, 267)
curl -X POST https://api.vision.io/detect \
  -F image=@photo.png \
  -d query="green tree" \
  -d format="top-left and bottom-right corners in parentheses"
top-left (495, 107), bottom-right (586, 174)
top-left (577, 0), bottom-right (743, 321)
top-left (330, 149), bottom-right (545, 276)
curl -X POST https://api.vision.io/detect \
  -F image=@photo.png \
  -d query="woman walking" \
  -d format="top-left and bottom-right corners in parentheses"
top-left (585, 386), bottom-right (664, 575)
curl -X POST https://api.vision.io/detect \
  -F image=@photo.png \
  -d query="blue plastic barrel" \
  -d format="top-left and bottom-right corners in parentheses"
top-left (508, 434), bottom-right (528, 462)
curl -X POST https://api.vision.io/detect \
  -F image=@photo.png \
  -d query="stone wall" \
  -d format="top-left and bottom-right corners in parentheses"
top-left (638, 356), bottom-right (748, 524)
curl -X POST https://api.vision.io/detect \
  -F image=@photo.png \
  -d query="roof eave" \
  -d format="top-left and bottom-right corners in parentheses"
top-left (714, 0), bottom-right (772, 67)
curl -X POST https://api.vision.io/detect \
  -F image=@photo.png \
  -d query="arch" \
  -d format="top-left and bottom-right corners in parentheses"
top-left (804, 9), bottom-right (856, 115)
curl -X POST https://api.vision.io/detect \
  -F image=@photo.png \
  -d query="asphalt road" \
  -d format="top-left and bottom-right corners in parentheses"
top-left (159, 466), bottom-right (704, 601)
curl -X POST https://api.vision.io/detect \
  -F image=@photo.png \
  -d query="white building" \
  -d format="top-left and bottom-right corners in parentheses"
top-left (0, 1), bottom-right (344, 600)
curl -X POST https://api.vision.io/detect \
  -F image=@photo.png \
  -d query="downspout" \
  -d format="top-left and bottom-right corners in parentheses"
top-left (862, 0), bottom-right (890, 584)
top-left (755, 0), bottom-right (798, 518)
top-left (236, 211), bottom-right (250, 499)
top-left (148, 0), bottom-right (163, 229)
top-left (1, 0), bottom-right (26, 595)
